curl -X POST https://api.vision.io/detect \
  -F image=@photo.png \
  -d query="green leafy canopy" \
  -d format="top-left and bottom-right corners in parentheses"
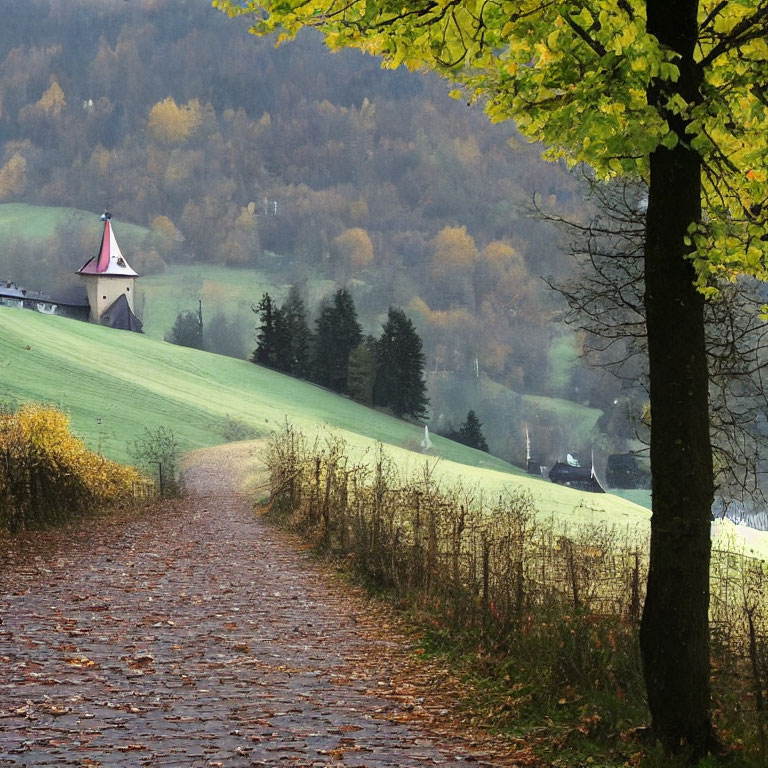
top-left (214, 0), bottom-right (768, 293)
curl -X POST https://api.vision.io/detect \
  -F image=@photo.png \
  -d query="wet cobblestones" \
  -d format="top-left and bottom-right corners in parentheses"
top-left (0, 452), bottom-right (500, 767)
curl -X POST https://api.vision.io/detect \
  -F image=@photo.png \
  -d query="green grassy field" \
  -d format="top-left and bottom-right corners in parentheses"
top-left (0, 203), bottom-right (150, 251)
top-left (0, 307), bottom-right (650, 524)
top-left (137, 264), bottom-right (284, 341)
top-left (0, 306), bottom-right (520, 473)
top-left (546, 332), bottom-right (580, 392)
top-left (520, 392), bottom-right (603, 435)
top-left (1, 307), bottom-right (766, 557)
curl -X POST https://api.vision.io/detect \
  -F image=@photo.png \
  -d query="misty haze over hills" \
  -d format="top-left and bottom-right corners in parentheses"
top-left (0, 0), bottom-right (633, 474)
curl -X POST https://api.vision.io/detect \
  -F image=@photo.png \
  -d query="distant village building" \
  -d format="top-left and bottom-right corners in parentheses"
top-left (76, 211), bottom-right (142, 332)
top-left (0, 280), bottom-right (89, 320)
top-left (0, 281), bottom-right (54, 313)
top-left (0, 210), bottom-right (141, 331)
top-left (525, 427), bottom-right (605, 493)
top-left (548, 459), bottom-right (605, 493)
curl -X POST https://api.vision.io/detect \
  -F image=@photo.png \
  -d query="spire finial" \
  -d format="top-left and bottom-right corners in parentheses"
top-left (100, 209), bottom-right (112, 221)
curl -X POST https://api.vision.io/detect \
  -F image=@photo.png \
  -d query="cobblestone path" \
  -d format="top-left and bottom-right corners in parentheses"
top-left (0, 445), bottom-right (509, 767)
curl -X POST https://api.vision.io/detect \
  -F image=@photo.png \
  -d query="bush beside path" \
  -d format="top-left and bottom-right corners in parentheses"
top-left (0, 442), bottom-right (525, 767)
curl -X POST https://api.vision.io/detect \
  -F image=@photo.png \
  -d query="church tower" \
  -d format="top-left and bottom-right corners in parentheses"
top-left (77, 211), bottom-right (142, 332)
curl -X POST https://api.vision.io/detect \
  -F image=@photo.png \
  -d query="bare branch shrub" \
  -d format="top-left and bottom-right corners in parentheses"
top-left (262, 424), bottom-right (768, 741)
top-left (263, 425), bottom-right (647, 701)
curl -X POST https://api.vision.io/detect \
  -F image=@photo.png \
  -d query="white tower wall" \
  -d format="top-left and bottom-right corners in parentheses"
top-left (82, 275), bottom-right (136, 322)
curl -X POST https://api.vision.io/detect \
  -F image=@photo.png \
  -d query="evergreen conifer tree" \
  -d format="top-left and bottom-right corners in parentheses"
top-left (271, 308), bottom-right (293, 373)
top-left (457, 410), bottom-right (488, 452)
top-left (165, 309), bottom-right (203, 350)
top-left (281, 285), bottom-right (312, 378)
top-left (347, 336), bottom-right (378, 406)
top-left (252, 293), bottom-right (276, 366)
top-left (376, 307), bottom-right (428, 419)
top-left (252, 293), bottom-right (291, 371)
top-left (311, 288), bottom-right (362, 393)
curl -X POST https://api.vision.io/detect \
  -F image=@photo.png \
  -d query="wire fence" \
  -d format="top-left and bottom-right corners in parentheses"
top-left (131, 479), bottom-right (157, 503)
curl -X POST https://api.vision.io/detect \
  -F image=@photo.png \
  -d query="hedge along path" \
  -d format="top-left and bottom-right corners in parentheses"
top-left (0, 440), bottom-right (532, 767)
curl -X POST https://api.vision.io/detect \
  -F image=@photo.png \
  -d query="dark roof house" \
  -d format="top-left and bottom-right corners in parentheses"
top-left (549, 460), bottom-right (605, 493)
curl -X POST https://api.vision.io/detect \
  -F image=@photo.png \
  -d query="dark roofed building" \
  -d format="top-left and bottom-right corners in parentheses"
top-left (549, 461), bottom-right (605, 493)
top-left (100, 293), bottom-right (143, 332)
top-left (0, 280), bottom-right (89, 320)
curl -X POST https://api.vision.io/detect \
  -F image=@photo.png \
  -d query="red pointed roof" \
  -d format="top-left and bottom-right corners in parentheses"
top-left (78, 215), bottom-right (137, 277)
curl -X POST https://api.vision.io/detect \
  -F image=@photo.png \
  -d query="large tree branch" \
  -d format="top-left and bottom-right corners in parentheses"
top-left (698, 2), bottom-right (768, 69)
top-left (700, 0), bottom-right (729, 32)
top-left (562, 14), bottom-right (607, 58)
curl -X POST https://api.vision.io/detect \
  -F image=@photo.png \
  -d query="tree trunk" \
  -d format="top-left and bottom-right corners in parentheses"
top-left (640, 0), bottom-right (715, 757)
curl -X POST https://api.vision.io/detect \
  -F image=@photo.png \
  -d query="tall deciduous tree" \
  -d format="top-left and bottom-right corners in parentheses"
top-left (147, 96), bottom-right (202, 145)
top-left (332, 227), bottom-right (374, 276)
top-left (216, 0), bottom-right (768, 756)
top-left (430, 224), bottom-right (478, 308)
top-left (544, 178), bottom-right (768, 510)
top-left (376, 307), bottom-right (429, 419)
top-left (0, 152), bottom-right (27, 200)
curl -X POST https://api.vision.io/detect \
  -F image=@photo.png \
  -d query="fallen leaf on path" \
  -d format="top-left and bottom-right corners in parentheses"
top-left (65, 656), bottom-right (95, 668)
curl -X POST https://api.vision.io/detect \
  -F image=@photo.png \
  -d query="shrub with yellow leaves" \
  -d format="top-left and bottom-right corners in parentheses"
top-left (0, 404), bottom-right (143, 532)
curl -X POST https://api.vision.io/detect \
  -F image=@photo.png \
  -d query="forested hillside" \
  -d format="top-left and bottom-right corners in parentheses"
top-left (0, 0), bottom-right (621, 464)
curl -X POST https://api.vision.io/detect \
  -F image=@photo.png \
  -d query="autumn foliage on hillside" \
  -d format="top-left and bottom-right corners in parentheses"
top-left (0, 1), bottom-right (590, 403)
top-left (0, 404), bottom-right (142, 531)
